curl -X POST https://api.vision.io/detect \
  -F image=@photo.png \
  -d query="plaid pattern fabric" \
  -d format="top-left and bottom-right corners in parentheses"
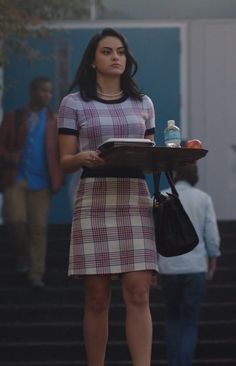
top-left (57, 92), bottom-right (157, 276)
top-left (69, 177), bottom-right (158, 276)
top-left (57, 93), bottom-right (155, 151)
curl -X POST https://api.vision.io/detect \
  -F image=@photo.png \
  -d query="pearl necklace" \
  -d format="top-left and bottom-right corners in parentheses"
top-left (96, 89), bottom-right (124, 99)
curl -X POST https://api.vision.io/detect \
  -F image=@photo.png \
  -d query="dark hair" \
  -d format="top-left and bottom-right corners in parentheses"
top-left (68, 28), bottom-right (143, 101)
top-left (30, 77), bottom-right (51, 92)
top-left (174, 163), bottom-right (199, 187)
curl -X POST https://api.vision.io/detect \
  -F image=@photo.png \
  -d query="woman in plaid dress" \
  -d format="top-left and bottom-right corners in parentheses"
top-left (58, 28), bottom-right (158, 366)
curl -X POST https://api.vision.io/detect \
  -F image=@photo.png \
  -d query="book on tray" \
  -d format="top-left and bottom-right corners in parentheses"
top-left (98, 138), bottom-right (155, 152)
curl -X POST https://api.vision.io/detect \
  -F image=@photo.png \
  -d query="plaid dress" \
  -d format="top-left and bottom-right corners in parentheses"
top-left (58, 93), bottom-right (158, 276)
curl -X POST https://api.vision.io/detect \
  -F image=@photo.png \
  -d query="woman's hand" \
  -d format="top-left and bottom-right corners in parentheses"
top-left (207, 257), bottom-right (217, 281)
top-left (78, 150), bottom-right (105, 168)
top-left (59, 134), bottom-right (105, 173)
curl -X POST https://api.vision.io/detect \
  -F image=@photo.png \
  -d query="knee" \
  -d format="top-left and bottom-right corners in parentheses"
top-left (123, 285), bottom-right (150, 308)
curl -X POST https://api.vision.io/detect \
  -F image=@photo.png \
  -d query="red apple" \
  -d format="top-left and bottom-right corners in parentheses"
top-left (185, 139), bottom-right (203, 149)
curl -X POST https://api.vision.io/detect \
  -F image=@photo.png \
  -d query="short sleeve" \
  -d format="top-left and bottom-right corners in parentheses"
top-left (143, 95), bottom-right (156, 132)
top-left (57, 94), bottom-right (79, 136)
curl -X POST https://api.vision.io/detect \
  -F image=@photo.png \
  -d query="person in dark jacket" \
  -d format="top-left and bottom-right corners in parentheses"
top-left (0, 77), bottom-right (64, 288)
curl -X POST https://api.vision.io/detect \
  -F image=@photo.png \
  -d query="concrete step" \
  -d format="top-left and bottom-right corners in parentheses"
top-left (1, 320), bottom-right (235, 342)
top-left (0, 360), bottom-right (236, 366)
top-left (1, 283), bottom-right (236, 305)
top-left (1, 339), bottom-right (236, 362)
top-left (0, 265), bottom-right (234, 286)
top-left (0, 222), bottom-right (235, 366)
top-left (0, 301), bottom-right (235, 323)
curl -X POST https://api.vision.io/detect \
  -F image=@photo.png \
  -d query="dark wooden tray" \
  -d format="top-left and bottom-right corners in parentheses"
top-left (100, 146), bottom-right (208, 172)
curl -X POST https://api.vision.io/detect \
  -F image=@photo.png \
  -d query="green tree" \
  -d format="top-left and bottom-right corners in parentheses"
top-left (0, 0), bottom-right (102, 64)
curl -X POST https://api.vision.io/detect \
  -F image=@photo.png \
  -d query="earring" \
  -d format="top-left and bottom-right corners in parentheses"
top-left (91, 64), bottom-right (96, 69)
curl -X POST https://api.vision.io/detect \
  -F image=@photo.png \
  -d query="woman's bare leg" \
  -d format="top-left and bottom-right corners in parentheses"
top-left (83, 275), bottom-right (111, 366)
top-left (122, 270), bottom-right (153, 366)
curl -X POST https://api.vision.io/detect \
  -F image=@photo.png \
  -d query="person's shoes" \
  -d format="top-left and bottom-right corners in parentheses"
top-left (29, 275), bottom-right (45, 289)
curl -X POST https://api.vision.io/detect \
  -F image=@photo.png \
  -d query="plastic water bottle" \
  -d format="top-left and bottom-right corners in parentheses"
top-left (164, 120), bottom-right (181, 147)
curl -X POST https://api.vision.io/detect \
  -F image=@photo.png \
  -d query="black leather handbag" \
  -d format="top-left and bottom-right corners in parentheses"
top-left (153, 171), bottom-right (199, 257)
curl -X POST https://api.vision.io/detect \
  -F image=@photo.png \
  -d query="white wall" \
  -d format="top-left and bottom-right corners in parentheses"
top-left (100, 0), bottom-right (236, 20)
top-left (188, 20), bottom-right (236, 220)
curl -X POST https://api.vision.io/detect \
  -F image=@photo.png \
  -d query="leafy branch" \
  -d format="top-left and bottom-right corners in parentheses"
top-left (0, 0), bottom-right (102, 64)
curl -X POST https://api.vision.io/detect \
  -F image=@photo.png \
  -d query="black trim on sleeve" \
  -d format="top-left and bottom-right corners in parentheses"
top-left (145, 128), bottom-right (155, 136)
top-left (58, 128), bottom-right (79, 136)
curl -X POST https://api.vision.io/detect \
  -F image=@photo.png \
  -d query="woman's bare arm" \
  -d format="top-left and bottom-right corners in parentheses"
top-left (58, 134), bottom-right (105, 173)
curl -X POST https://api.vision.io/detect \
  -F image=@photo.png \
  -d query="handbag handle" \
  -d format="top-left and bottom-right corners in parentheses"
top-left (153, 170), bottom-right (179, 198)
top-left (153, 171), bottom-right (161, 197)
top-left (165, 171), bottom-right (179, 197)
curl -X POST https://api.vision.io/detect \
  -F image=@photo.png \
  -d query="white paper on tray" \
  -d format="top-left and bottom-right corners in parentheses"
top-left (98, 138), bottom-right (156, 150)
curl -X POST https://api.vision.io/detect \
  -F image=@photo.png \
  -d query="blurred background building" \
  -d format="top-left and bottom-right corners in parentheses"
top-left (99, 0), bottom-right (236, 19)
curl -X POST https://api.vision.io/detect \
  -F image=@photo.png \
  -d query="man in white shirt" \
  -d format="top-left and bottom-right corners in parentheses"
top-left (157, 163), bottom-right (221, 366)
